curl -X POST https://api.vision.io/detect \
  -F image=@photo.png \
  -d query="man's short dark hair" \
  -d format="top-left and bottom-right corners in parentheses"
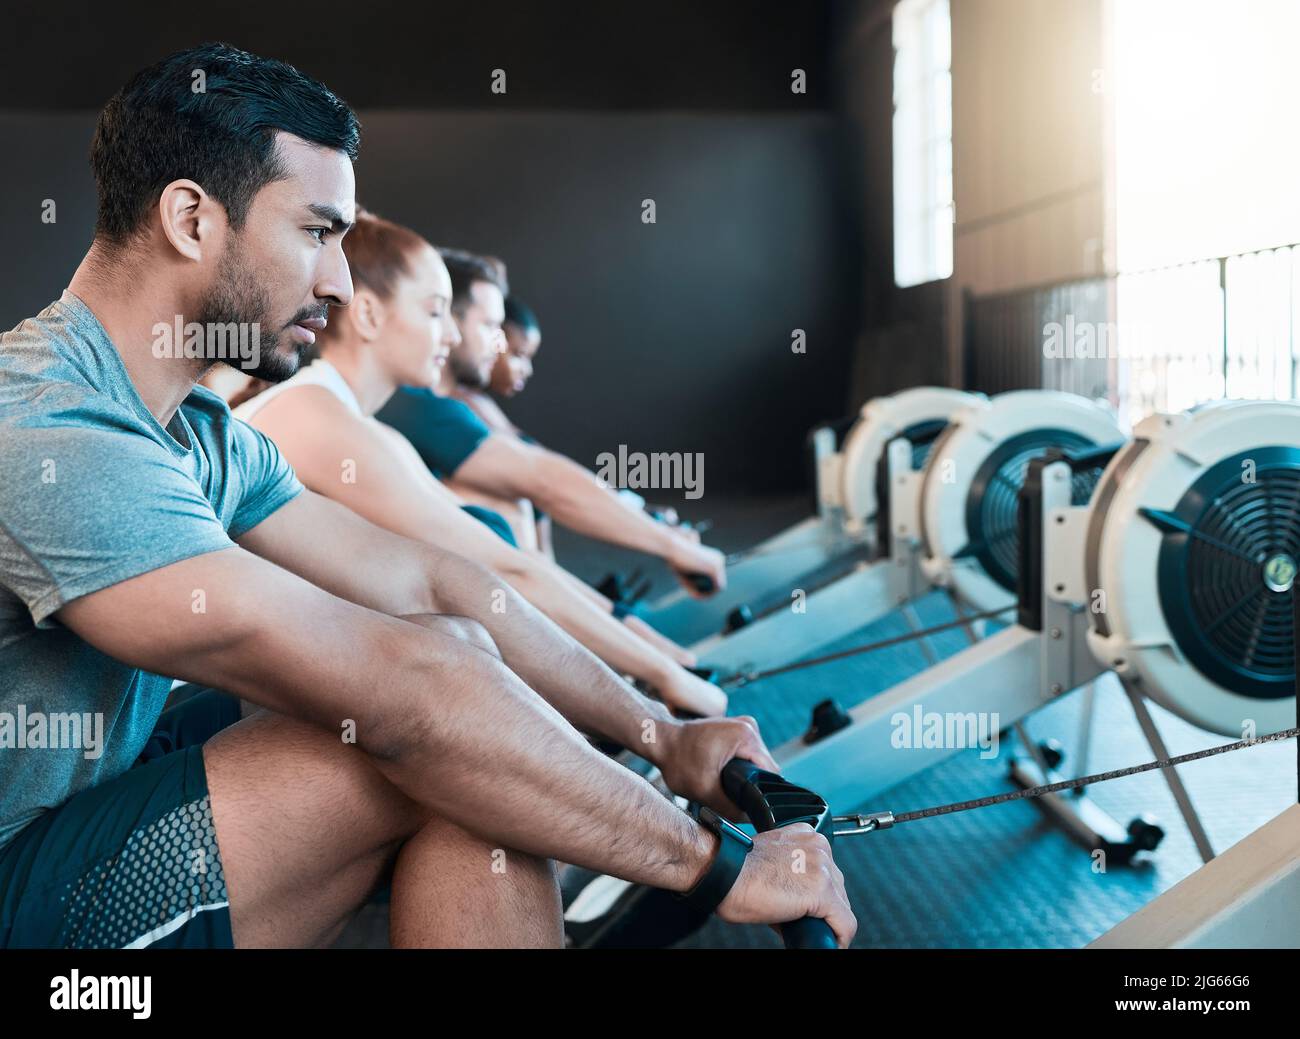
top-left (504, 297), bottom-right (540, 335)
top-left (90, 42), bottom-right (360, 247)
top-left (438, 247), bottom-right (509, 312)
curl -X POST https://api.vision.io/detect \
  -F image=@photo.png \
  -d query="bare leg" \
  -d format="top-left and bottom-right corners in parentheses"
top-left (389, 815), bottom-right (563, 948)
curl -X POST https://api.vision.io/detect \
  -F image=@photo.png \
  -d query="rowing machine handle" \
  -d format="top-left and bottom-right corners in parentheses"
top-left (681, 571), bottom-right (717, 595)
top-left (721, 758), bottom-right (840, 950)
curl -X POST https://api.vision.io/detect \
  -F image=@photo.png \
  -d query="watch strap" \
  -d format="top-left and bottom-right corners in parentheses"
top-left (677, 805), bottom-right (753, 914)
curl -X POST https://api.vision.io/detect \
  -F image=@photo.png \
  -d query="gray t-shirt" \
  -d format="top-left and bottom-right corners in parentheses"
top-left (0, 291), bottom-right (303, 849)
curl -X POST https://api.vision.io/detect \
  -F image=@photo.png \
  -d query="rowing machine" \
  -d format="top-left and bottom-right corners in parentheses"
top-left (694, 390), bottom-right (1119, 678)
top-left (639, 387), bottom-right (982, 645)
top-left (776, 400), bottom-right (1300, 866)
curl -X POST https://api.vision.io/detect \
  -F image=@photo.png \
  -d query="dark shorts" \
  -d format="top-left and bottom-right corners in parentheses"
top-left (0, 685), bottom-right (242, 949)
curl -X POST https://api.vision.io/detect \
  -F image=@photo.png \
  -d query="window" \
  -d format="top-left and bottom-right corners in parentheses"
top-left (893, 0), bottom-right (953, 288)
top-left (1112, 0), bottom-right (1300, 420)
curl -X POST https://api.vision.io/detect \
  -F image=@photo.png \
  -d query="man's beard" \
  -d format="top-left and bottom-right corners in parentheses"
top-left (448, 347), bottom-right (488, 389)
top-left (195, 246), bottom-right (314, 383)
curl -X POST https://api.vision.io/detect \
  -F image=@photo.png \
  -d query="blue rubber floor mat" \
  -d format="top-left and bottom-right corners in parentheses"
top-left (684, 592), bottom-right (1297, 948)
top-left (726, 588), bottom-right (986, 750)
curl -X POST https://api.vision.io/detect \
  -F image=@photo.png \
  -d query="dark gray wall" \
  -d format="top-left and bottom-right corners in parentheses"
top-left (2, 0), bottom-right (838, 111)
top-left (0, 0), bottom-right (869, 496)
top-left (357, 111), bottom-right (858, 493)
top-left (0, 115), bottom-right (102, 322)
top-left (0, 109), bottom-right (859, 495)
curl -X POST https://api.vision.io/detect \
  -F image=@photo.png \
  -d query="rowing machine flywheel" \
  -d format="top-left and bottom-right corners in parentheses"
top-left (833, 387), bottom-right (984, 542)
top-left (1086, 400), bottom-right (1300, 736)
top-left (920, 390), bottom-right (1121, 612)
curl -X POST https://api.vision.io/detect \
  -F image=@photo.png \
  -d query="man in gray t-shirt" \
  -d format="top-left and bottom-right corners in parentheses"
top-left (0, 291), bottom-right (302, 852)
top-left (0, 44), bottom-right (848, 951)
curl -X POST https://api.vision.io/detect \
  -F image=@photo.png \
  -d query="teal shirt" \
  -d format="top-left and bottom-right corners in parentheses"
top-left (376, 387), bottom-right (492, 479)
top-left (0, 291), bottom-right (303, 850)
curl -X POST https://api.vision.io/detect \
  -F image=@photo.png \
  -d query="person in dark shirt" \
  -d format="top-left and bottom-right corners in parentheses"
top-left (451, 296), bottom-right (550, 551)
top-left (376, 252), bottom-right (728, 599)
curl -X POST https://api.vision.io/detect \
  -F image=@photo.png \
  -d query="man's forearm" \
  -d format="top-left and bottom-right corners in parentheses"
top-left (554, 565), bottom-right (617, 610)
top-left (385, 646), bottom-right (714, 889)
top-left (421, 545), bottom-right (678, 754)
top-left (502, 556), bottom-right (686, 700)
top-left (235, 612), bottom-right (713, 889)
top-left (528, 452), bottom-right (682, 559)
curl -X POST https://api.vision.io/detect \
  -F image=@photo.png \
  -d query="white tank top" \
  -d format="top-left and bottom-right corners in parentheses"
top-left (232, 358), bottom-right (362, 421)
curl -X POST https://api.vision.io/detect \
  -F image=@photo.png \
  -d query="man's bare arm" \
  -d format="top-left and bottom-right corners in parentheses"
top-left (454, 434), bottom-right (727, 592)
top-left (235, 490), bottom-right (710, 741)
top-left (241, 397), bottom-right (720, 713)
top-left (55, 549), bottom-right (855, 944)
top-left (54, 547), bottom-right (714, 888)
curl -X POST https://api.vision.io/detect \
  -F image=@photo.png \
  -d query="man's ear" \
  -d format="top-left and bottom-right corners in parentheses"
top-left (157, 179), bottom-right (216, 262)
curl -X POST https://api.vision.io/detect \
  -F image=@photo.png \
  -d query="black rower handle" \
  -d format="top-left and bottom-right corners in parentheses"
top-left (680, 571), bottom-right (717, 595)
top-left (721, 759), bottom-right (840, 950)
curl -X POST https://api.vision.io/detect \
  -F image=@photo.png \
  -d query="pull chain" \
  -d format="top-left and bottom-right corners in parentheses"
top-left (833, 727), bottom-right (1299, 836)
top-left (723, 605), bottom-right (1015, 688)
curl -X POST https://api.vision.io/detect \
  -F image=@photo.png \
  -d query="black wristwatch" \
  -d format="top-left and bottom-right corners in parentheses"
top-left (676, 805), bottom-right (753, 913)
